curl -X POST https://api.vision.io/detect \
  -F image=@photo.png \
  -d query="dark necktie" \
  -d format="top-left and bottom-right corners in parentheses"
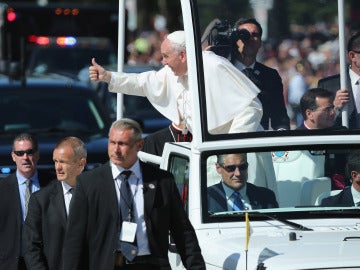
top-left (119, 170), bottom-right (138, 262)
top-left (25, 179), bottom-right (32, 218)
top-left (120, 170), bottom-right (133, 222)
top-left (242, 68), bottom-right (253, 78)
top-left (232, 191), bottom-right (245, 211)
top-left (242, 68), bottom-right (260, 86)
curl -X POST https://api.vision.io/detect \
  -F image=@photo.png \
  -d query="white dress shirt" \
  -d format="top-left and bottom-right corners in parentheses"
top-left (351, 185), bottom-right (360, 206)
top-left (61, 181), bottom-right (73, 217)
top-left (349, 69), bottom-right (360, 111)
top-left (111, 160), bottom-right (151, 256)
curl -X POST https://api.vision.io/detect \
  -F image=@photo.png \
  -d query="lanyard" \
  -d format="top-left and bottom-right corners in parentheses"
top-left (116, 176), bottom-right (140, 221)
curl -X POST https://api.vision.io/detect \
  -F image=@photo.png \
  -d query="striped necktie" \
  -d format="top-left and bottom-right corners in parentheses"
top-left (232, 191), bottom-right (245, 211)
top-left (25, 179), bottom-right (32, 218)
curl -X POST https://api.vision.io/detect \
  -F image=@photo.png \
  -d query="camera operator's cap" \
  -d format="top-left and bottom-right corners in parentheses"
top-left (167, 31), bottom-right (185, 47)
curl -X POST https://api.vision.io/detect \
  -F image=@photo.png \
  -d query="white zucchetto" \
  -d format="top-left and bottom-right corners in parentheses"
top-left (167, 31), bottom-right (186, 47)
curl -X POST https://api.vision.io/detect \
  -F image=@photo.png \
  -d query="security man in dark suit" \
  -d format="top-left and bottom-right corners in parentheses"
top-left (0, 133), bottom-right (51, 270)
top-left (320, 150), bottom-right (360, 207)
top-left (296, 88), bottom-right (341, 130)
top-left (23, 137), bottom-right (87, 270)
top-left (295, 88), bottom-right (349, 190)
top-left (318, 31), bottom-right (360, 129)
top-left (62, 118), bottom-right (205, 270)
top-left (321, 150), bottom-right (360, 207)
top-left (231, 18), bottom-right (290, 131)
top-left (208, 153), bottom-right (278, 213)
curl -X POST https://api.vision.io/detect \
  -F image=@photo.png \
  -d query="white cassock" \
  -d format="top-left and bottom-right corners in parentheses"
top-left (109, 50), bottom-right (263, 134)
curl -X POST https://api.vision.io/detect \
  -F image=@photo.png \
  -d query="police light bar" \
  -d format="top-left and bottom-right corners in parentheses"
top-left (27, 35), bottom-right (77, 47)
top-left (56, 36), bottom-right (77, 46)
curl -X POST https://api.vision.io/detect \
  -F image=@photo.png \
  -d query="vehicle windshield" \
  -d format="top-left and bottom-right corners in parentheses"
top-left (202, 143), bottom-right (360, 223)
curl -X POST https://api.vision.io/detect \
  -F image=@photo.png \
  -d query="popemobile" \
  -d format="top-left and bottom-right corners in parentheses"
top-left (116, 0), bottom-right (360, 269)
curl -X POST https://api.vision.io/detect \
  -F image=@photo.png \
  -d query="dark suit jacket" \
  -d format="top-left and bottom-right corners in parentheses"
top-left (143, 126), bottom-right (173, 155)
top-left (62, 161), bottom-right (205, 270)
top-left (295, 97), bottom-right (350, 189)
top-left (0, 172), bottom-right (50, 270)
top-left (295, 123), bottom-right (347, 131)
top-left (248, 62), bottom-right (290, 130)
top-left (317, 72), bottom-right (357, 129)
top-left (207, 182), bottom-right (279, 213)
top-left (23, 180), bottom-right (67, 270)
top-left (320, 187), bottom-right (354, 207)
top-left (143, 125), bottom-right (192, 156)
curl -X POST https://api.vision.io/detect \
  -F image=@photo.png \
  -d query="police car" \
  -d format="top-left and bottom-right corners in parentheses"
top-left (25, 35), bottom-right (170, 135)
top-left (26, 36), bottom-right (117, 79)
top-left (0, 75), bottom-right (112, 179)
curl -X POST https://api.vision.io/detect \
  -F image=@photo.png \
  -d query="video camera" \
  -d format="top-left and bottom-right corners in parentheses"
top-left (205, 20), bottom-right (250, 58)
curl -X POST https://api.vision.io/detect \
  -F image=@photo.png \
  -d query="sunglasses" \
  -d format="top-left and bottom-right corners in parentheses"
top-left (13, 149), bottom-right (36, 157)
top-left (220, 162), bottom-right (248, 172)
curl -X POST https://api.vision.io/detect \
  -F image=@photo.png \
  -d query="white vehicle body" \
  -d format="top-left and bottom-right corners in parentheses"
top-left (120, 0), bottom-right (360, 269)
top-left (141, 136), bottom-right (360, 270)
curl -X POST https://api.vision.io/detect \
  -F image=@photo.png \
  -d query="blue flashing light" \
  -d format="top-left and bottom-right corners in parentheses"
top-left (56, 36), bottom-right (77, 47)
top-left (1, 167), bottom-right (11, 174)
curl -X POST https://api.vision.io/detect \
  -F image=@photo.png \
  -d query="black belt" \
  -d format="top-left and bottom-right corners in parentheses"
top-left (126, 255), bottom-right (158, 265)
top-left (18, 256), bottom-right (27, 270)
top-left (115, 252), bottom-right (162, 266)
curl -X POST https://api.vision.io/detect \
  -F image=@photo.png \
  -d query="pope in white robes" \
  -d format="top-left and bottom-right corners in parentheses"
top-left (89, 30), bottom-right (263, 134)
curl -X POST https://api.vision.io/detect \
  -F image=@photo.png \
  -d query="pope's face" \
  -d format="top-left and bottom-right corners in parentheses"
top-left (161, 39), bottom-right (187, 76)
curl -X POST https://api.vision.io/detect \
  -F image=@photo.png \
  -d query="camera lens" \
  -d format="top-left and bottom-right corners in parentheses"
top-left (231, 28), bottom-right (250, 42)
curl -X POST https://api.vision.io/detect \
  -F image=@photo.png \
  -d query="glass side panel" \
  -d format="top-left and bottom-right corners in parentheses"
top-left (168, 154), bottom-right (190, 213)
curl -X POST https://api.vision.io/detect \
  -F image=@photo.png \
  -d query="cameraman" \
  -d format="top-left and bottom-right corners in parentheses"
top-left (231, 18), bottom-right (290, 131)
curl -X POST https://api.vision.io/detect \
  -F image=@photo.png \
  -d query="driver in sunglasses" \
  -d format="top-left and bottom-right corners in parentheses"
top-left (207, 153), bottom-right (278, 213)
